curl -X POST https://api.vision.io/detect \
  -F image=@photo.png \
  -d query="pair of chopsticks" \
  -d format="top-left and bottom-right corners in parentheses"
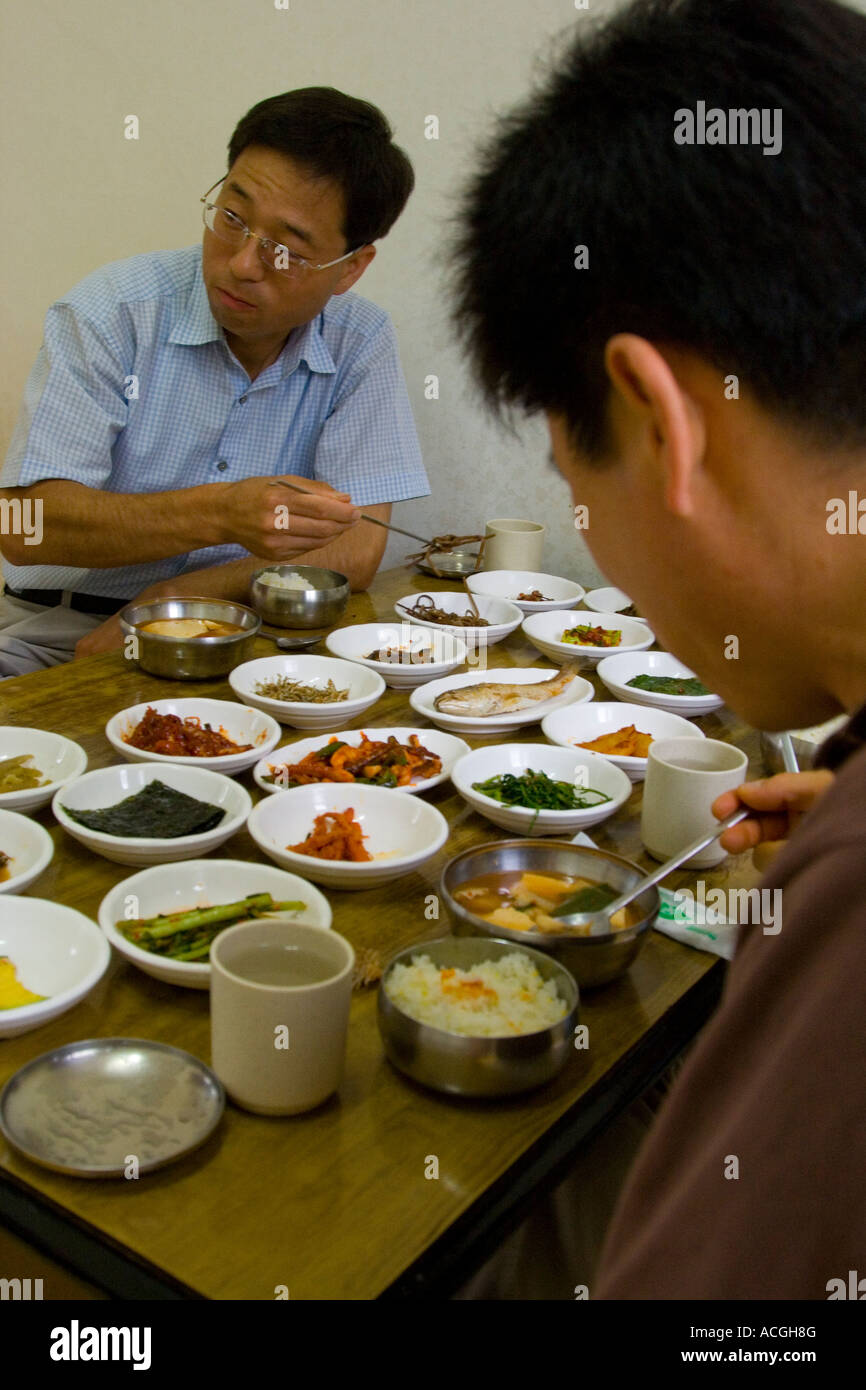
top-left (274, 478), bottom-right (433, 548)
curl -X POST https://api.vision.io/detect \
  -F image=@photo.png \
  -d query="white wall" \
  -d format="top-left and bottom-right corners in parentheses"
top-left (0, 0), bottom-right (658, 588)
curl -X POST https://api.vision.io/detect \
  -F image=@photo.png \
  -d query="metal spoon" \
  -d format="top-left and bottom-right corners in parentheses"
top-left (552, 807), bottom-right (750, 933)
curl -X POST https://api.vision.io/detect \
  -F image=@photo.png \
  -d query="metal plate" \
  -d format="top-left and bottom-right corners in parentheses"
top-left (416, 551), bottom-right (481, 578)
top-left (0, 1038), bottom-right (225, 1178)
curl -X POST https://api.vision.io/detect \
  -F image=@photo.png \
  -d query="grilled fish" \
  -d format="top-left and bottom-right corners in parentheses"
top-left (434, 665), bottom-right (578, 717)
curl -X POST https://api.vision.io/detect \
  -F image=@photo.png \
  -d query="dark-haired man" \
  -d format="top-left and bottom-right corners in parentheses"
top-left (0, 88), bottom-right (427, 675)
top-left (452, 0), bottom-right (866, 1298)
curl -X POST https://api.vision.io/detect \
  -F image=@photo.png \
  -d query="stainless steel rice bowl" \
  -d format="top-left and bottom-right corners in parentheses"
top-left (377, 935), bottom-right (579, 1097)
top-left (249, 565), bottom-right (350, 629)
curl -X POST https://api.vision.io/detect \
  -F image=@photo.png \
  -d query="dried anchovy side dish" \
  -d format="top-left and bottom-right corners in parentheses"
top-left (253, 676), bottom-right (350, 703)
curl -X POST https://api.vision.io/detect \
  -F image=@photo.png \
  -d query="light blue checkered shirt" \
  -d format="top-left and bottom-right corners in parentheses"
top-left (2, 245), bottom-right (429, 598)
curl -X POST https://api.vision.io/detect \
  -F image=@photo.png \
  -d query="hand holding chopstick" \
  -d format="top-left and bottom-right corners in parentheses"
top-left (273, 478), bottom-right (435, 548)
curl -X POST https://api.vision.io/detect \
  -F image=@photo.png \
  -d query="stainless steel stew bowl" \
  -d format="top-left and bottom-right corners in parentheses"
top-left (249, 565), bottom-right (350, 630)
top-left (119, 598), bottom-right (261, 680)
top-left (377, 934), bottom-right (579, 1097)
top-left (441, 840), bottom-right (659, 988)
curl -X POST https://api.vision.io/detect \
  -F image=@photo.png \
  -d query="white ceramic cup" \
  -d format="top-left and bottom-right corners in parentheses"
top-left (210, 921), bottom-right (355, 1115)
top-left (482, 519), bottom-right (545, 571)
top-left (640, 737), bottom-right (749, 868)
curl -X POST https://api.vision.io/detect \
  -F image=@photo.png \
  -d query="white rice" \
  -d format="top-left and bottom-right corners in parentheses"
top-left (258, 570), bottom-right (312, 591)
top-left (384, 951), bottom-right (567, 1036)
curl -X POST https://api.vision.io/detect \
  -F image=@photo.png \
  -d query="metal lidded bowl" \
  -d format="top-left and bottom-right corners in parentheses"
top-left (377, 934), bottom-right (579, 1097)
top-left (441, 840), bottom-right (659, 988)
top-left (0, 1037), bottom-right (225, 1178)
top-left (119, 597), bottom-right (260, 680)
top-left (249, 565), bottom-right (350, 630)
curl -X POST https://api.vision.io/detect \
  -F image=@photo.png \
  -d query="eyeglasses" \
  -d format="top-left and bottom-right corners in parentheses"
top-left (200, 179), bottom-right (363, 275)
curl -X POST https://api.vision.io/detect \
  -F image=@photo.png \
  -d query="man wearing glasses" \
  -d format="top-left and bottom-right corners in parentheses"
top-left (0, 88), bottom-right (428, 675)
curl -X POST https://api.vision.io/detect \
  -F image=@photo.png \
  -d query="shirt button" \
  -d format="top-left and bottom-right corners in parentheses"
top-left (216, 461), bottom-right (228, 472)
top-left (238, 395), bottom-right (248, 404)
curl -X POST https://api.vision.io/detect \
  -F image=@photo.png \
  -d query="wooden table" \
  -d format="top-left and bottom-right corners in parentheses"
top-left (0, 568), bottom-right (764, 1299)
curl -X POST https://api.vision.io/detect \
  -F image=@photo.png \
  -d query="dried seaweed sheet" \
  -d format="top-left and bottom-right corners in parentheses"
top-left (66, 779), bottom-right (225, 839)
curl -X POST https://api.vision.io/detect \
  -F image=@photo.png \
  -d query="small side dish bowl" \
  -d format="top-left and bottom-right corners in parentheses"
top-left (325, 622), bottom-right (467, 689)
top-left (0, 728), bottom-right (88, 814)
top-left (582, 587), bottom-right (637, 615)
top-left (229, 654), bottom-right (385, 730)
top-left (409, 666), bottom-right (593, 738)
top-left (451, 742), bottom-right (631, 835)
top-left (541, 701), bottom-right (705, 782)
top-left (0, 809), bottom-right (54, 895)
top-left (254, 727), bottom-right (470, 797)
top-left (105, 698), bottom-right (280, 776)
top-left (377, 935), bottom-right (579, 1097)
top-left (394, 592), bottom-right (523, 646)
top-left (118, 597), bottom-right (260, 680)
top-left (97, 859), bottom-right (332, 990)
top-left (0, 897), bottom-right (111, 1038)
top-left (466, 570), bottom-right (585, 614)
top-left (249, 565), bottom-right (350, 630)
top-left (53, 763), bottom-right (251, 867)
top-left (441, 840), bottom-right (659, 988)
top-left (596, 651), bottom-right (724, 716)
top-left (247, 782), bottom-right (449, 890)
top-left (522, 610), bottom-right (654, 666)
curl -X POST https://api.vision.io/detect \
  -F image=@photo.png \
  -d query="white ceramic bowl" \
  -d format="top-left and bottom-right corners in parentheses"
top-left (254, 727), bottom-right (470, 797)
top-left (229, 655), bottom-right (385, 730)
top-left (393, 592), bottom-right (523, 647)
top-left (97, 859), bottom-right (333, 990)
top-left (582, 587), bottom-right (637, 614)
top-left (466, 571), bottom-right (585, 614)
top-left (106, 698), bottom-right (281, 776)
top-left (409, 666), bottom-right (594, 738)
top-left (541, 701), bottom-right (705, 781)
top-left (53, 763), bottom-right (252, 867)
top-left (451, 742), bottom-right (632, 835)
top-left (247, 783), bottom-right (450, 890)
top-left (0, 809), bottom-right (54, 895)
top-left (522, 610), bottom-right (655, 666)
top-left (324, 622), bottom-right (466, 690)
top-left (0, 897), bottom-right (111, 1038)
top-left (0, 728), bottom-right (88, 814)
top-left (596, 650), bottom-right (724, 716)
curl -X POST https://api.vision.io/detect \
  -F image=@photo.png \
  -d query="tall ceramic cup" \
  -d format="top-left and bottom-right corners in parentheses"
top-left (640, 737), bottom-right (749, 868)
top-left (210, 921), bottom-right (354, 1115)
top-left (483, 519), bottom-right (545, 571)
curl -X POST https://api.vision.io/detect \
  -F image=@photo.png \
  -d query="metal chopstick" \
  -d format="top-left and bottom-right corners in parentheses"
top-left (274, 478), bottom-right (434, 548)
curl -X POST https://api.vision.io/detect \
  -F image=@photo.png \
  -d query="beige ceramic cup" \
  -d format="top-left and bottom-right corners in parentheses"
top-left (210, 921), bottom-right (354, 1115)
top-left (640, 737), bottom-right (749, 868)
top-left (483, 519), bottom-right (545, 571)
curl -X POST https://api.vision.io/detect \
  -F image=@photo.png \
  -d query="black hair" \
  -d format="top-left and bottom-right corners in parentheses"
top-left (451, 0), bottom-right (866, 458)
top-left (228, 87), bottom-right (414, 249)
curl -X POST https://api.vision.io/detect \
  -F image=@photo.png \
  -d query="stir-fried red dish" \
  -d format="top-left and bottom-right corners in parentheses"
top-left (123, 707), bottom-right (253, 757)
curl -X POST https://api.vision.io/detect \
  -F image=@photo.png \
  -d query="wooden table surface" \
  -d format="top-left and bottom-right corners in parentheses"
top-left (0, 567), bottom-right (764, 1300)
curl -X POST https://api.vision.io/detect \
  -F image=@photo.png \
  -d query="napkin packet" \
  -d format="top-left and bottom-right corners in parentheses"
top-left (570, 832), bottom-right (739, 961)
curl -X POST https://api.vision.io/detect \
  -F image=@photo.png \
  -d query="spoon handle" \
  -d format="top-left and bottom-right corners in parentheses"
top-left (602, 807), bottom-right (751, 917)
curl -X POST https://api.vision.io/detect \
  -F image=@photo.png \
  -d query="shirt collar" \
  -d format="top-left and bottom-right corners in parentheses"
top-left (815, 699), bottom-right (866, 771)
top-left (168, 250), bottom-right (337, 377)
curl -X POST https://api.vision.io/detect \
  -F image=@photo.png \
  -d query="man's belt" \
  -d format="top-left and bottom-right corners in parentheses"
top-left (4, 586), bottom-right (127, 617)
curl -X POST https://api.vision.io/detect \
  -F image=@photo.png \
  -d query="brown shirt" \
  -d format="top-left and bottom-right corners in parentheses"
top-left (595, 710), bottom-right (866, 1299)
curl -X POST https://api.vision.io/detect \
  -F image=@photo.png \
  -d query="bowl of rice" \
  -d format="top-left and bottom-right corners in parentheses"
top-left (249, 565), bottom-right (350, 630)
top-left (377, 935), bottom-right (579, 1096)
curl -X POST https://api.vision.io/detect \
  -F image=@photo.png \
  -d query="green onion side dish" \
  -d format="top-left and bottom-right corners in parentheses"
top-left (116, 893), bottom-right (306, 962)
top-left (626, 674), bottom-right (710, 696)
top-left (471, 769), bottom-right (612, 811)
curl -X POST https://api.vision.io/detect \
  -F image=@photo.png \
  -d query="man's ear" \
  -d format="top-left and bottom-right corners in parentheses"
top-left (331, 244), bottom-right (377, 295)
top-left (603, 334), bottom-right (706, 517)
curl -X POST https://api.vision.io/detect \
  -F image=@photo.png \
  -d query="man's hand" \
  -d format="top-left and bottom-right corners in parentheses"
top-left (713, 770), bottom-right (835, 870)
top-left (74, 614), bottom-right (126, 659)
top-left (220, 474), bottom-right (361, 559)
